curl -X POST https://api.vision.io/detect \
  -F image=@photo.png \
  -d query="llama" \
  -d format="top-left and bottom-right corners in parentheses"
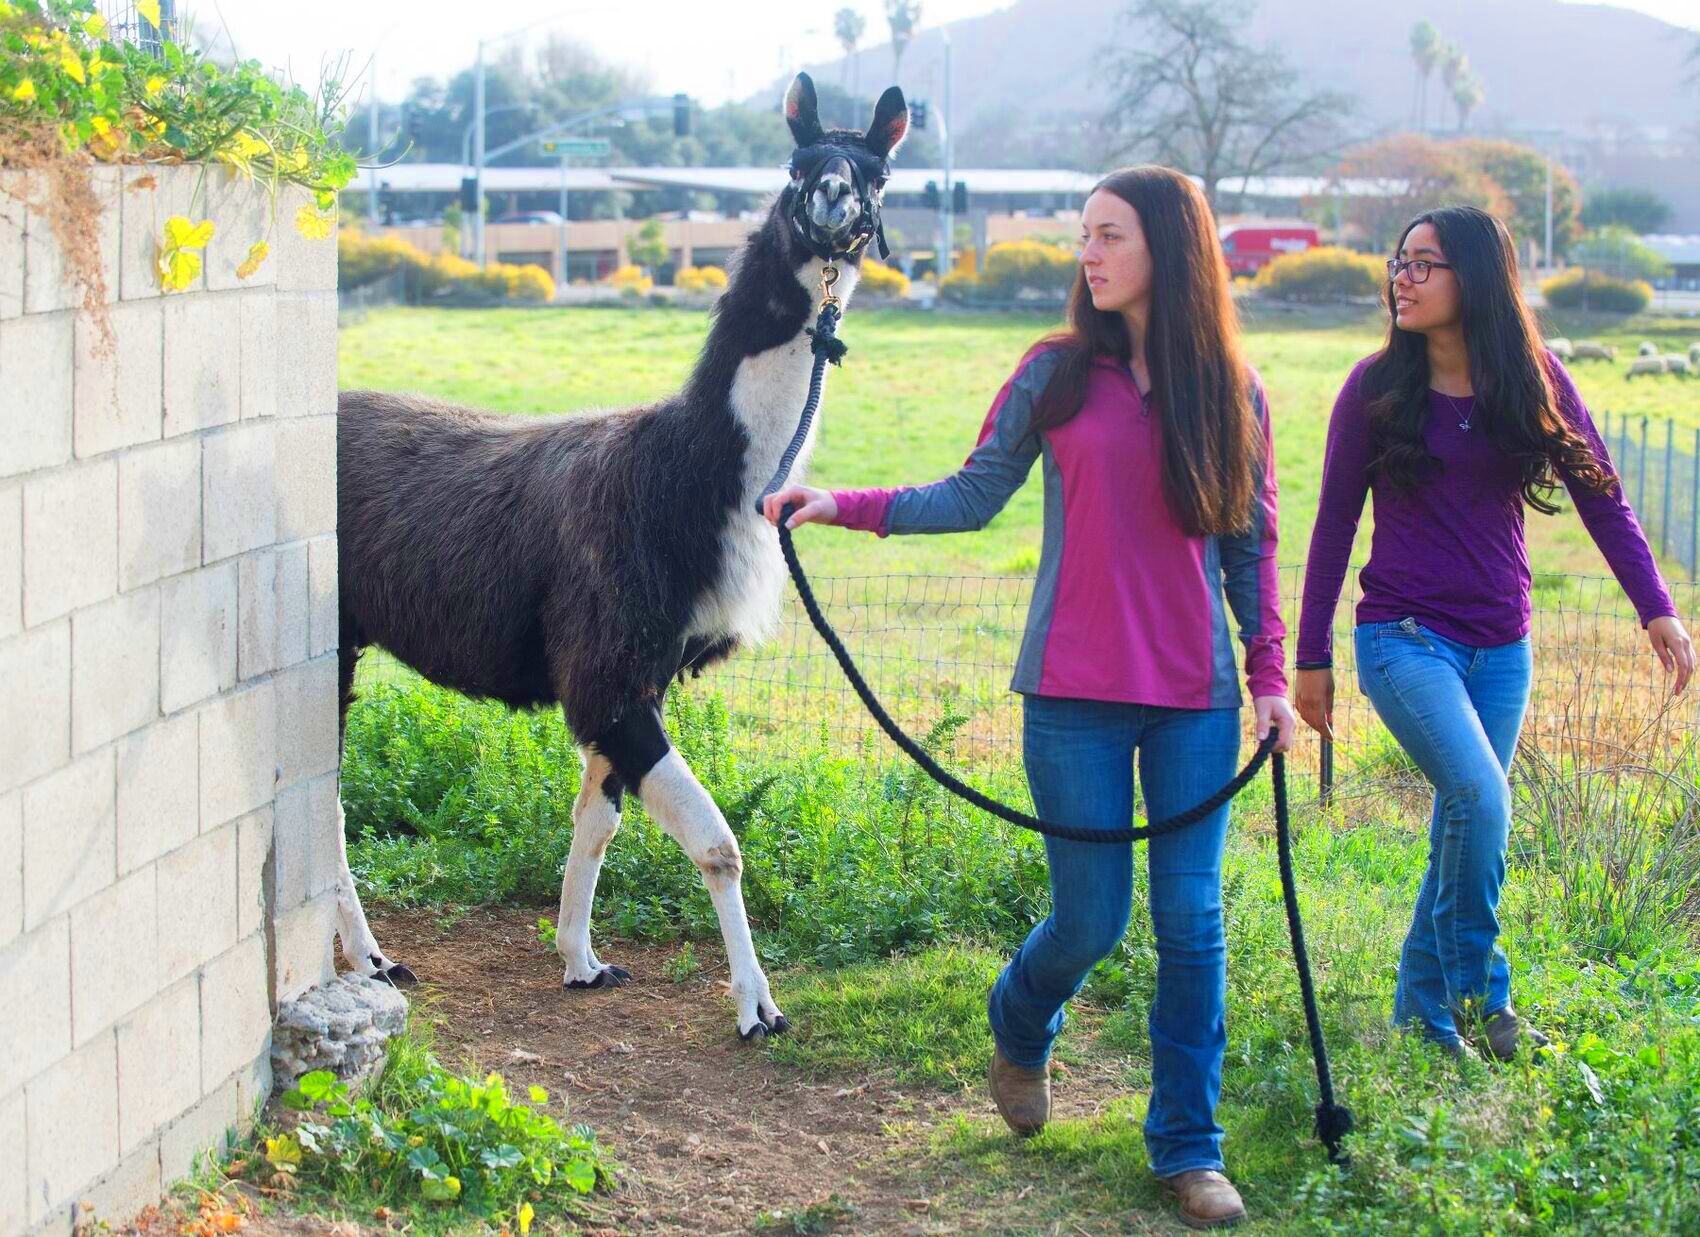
top-left (331, 73), bottom-right (907, 1040)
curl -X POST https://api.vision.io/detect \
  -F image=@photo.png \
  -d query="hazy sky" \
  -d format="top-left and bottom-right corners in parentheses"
top-left (195, 0), bottom-right (1699, 111)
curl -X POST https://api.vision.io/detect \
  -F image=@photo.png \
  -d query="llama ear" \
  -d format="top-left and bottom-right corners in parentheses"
top-left (784, 73), bottom-right (824, 148)
top-left (866, 86), bottom-right (908, 159)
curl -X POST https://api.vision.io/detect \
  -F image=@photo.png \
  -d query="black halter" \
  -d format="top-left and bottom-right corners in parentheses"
top-left (786, 145), bottom-right (891, 263)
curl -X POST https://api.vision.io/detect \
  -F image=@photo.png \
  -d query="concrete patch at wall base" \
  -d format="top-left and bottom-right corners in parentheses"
top-left (0, 164), bottom-right (360, 1233)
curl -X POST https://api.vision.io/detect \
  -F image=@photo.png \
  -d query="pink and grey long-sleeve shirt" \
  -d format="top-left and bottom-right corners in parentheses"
top-left (828, 345), bottom-right (1287, 709)
top-left (1297, 352), bottom-right (1676, 665)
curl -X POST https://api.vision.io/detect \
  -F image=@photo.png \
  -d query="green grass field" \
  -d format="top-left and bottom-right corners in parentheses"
top-left (326, 304), bottom-right (1700, 1233)
top-left (338, 302), bottom-right (1700, 586)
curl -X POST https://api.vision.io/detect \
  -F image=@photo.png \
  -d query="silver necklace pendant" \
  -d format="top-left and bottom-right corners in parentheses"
top-left (1441, 391), bottom-right (1473, 432)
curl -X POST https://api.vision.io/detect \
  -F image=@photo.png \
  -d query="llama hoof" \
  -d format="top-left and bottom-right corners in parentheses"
top-left (566, 965), bottom-right (631, 990)
top-left (370, 957), bottom-right (418, 988)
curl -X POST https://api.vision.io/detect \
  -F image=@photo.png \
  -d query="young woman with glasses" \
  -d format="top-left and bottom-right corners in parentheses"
top-left (1295, 206), bottom-right (1694, 1061)
top-left (764, 165), bottom-right (1295, 1229)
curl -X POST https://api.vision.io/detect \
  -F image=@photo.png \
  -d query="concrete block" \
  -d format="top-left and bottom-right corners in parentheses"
top-left (21, 749), bottom-right (115, 932)
top-left (307, 535), bottom-right (337, 657)
top-left (236, 807), bottom-right (272, 940)
top-left (0, 791), bottom-right (19, 951)
top-left (202, 422), bottom-right (275, 563)
top-left (25, 1033), bottom-right (118, 1227)
top-left (71, 587), bottom-right (161, 754)
top-left (115, 713), bottom-right (198, 877)
top-left (79, 1136), bottom-right (162, 1232)
top-left (25, 165), bottom-right (120, 314)
top-left (0, 189), bottom-right (22, 319)
top-left (162, 294), bottom-right (241, 437)
top-left (117, 436), bottom-right (200, 591)
top-left (204, 170), bottom-right (274, 292)
top-left (197, 681), bottom-right (275, 827)
top-left (237, 290), bottom-right (278, 419)
top-left (234, 1051), bottom-right (271, 1127)
top-left (159, 563), bottom-right (237, 714)
top-left (23, 457), bottom-right (118, 627)
top-left (157, 1073), bottom-right (238, 1185)
top-left (275, 541), bottom-right (309, 668)
top-left (274, 415), bottom-right (336, 542)
top-left (119, 165), bottom-right (200, 302)
top-left (73, 299), bottom-right (163, 458)
top-left (0, 310), bottom-right (74, 479)
top-left (116, 977), bottom-right (200, 1155)
top-left (274, 888), bottom-right (336, 1004)
top-left (273, 292), bottom-right (337, 418)
top-left (0, 620), bottom-right (69, 793)
top-left (200, 932), bottom-right (269, 1094)
top-left (156, 824), bottom-right (237, 985)
top-left (274, 656), bottom-right (339, 790)
top-left (0, 483), bottom-right (18, 638)
top-left (0, 1087), bottom-right (24, 1237)
top-left (237, 550), bottom-right (278, 680)
top-left (70, 867), bottom-right (159, 1046)
top-left (272, 775), bottom-right (340, 909)
top-left (274, 187), bottom-right (338, 293)
top-left (0, 918), bottom-right (72, 1098)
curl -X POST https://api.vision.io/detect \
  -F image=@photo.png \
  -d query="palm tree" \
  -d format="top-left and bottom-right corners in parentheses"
top-left (885, 0), bottom-right (922, 82)
top-left (1410, 20), bottom-right (1441, 130)
top-left (835, 7), bottom-right (866, 100)
top-left (1452, 71), bottom-right (1484, 131)
top-left (1439, 41), bottom-right (1466, 102)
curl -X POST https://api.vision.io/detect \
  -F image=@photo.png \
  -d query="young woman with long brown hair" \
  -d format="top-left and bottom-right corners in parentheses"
top-left (1295, 206), bottom-right (1693, 1061)
top-left (765, 165), bottom-right (1294, 1229)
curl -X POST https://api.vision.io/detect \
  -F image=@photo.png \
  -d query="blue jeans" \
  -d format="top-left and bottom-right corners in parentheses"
top-left (1353, 619), bottom-right (1532, 1045)
top-left (988, 694), bottom-right (1240, 1177)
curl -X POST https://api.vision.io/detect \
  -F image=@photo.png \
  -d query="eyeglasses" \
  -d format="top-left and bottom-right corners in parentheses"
top-left (1387, 257), bottom-right (1455, 284)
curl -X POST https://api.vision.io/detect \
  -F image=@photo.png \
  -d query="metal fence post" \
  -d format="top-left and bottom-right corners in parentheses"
top-left (1692, 427), bottom-right (1699, 580)
top-left (1638, 416), bottom-right (1649, 514)
top-left (1662, 418), bottom-right (1675, 557)
top-left (1319, 735), bottom-right (1334, 806)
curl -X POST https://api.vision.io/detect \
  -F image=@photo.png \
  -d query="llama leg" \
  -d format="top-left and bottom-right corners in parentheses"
top-left (333, 797), bottom-right (417, 986)
top-left (638, 749), bottom-right (787, 1040)
top-left (558, 747), bottom-right (630, 989)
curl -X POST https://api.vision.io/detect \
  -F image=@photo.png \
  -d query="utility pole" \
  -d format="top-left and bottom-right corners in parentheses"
top-left (1544, 155), bottom-right (1554, 275)
top-left (938, 28), bottom-right (954, 278)
top-left (367, 62), bottom-right (380, 227)
top-left (473, 41), bottom-right (487, 266)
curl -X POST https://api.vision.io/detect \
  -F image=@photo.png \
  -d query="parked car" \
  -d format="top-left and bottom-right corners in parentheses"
top-left (492, 210), bottom-right (565, 225)
top-left (1219, 222), bottom-right (1320, 276)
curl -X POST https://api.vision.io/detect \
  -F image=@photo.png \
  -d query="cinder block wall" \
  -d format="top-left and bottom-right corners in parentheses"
top-left (0, 165), bottom-right (342, 1234)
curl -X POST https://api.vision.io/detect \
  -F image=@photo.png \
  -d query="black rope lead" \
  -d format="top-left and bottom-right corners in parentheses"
top-left (755, 289), bottom-right (1354, 1165)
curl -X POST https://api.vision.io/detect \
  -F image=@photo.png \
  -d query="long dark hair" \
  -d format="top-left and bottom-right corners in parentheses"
top-left (1027, 165), bottom-right (1261, 537)
top-left (1363, 206), bottom-right (1613, 512)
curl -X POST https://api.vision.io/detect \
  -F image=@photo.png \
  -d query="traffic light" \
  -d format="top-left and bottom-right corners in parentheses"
top-left (673, 93), bottom-right (690, 137)
top-left (403, 104), bottom-right (423, 144)
top-left (910, 99), bottom-right (929, 130)
top-left (952, 180), bottom-right (968, 214)
top-left (459, 176), bottom-right (478, 212)
top-left (922, 180), bottom-right (939, 210)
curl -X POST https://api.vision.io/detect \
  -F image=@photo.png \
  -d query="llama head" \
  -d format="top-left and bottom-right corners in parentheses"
top-left (782, 72), bottom-right (907, 262)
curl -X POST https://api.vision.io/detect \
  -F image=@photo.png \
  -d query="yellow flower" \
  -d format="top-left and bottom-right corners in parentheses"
top-left (144, 76), bottom-right (165, 96)
top-left (11, 79), bottom-right (35, 103)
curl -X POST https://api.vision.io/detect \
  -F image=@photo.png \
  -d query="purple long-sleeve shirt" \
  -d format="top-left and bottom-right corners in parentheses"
top-left (1297, 351), bottom-right (1676, 666)
top-left (830, 345), bottom-right (1287, 708)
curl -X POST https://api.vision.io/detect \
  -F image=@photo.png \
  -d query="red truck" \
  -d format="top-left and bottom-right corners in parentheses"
top-left (1219, 222), bottom-right (1320, 276)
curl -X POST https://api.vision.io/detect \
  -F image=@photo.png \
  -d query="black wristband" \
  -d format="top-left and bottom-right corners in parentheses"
top-left (1294, 661), bottom-right (1333, 671)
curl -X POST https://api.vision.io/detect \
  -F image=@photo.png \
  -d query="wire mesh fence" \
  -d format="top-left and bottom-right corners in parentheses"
top-left (1602, 410), bottom-right (1700, 579)
top-left (357, 568), bottom-right (1700, 790)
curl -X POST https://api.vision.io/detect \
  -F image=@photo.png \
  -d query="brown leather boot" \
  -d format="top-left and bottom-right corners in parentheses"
top-left (1160, 1169), bottom-right (1247, 1229)
top-left (987, 1046), bottom-right (1049, 1137)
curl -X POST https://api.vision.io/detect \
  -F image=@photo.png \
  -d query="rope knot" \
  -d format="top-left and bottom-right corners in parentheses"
top-left (807, 327), bottom-right (849, 366)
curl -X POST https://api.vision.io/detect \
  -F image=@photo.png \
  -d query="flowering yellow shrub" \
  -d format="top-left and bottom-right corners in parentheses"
top-left (856, 261), bottom-right (910, 298)
top-left (499, 263), bottom-right (556, 303)
top-left (1254, 246), bottom-right (1384, 301)
top-left (605, 264), bottom-right (654, 294)
top-left (674, 265), bottom-right (729, 294)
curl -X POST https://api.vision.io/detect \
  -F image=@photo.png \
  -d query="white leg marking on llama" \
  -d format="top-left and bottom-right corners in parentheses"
top-left (558, 747), bottom-right (626, 987)
top-left (638, 749), bottom-right (784, 1037)
top-left (333, 797), bottom-right (407, 980)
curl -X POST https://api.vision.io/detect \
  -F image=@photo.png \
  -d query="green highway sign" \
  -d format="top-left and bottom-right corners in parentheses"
top-left (540, 138), bottom-right (611, 157)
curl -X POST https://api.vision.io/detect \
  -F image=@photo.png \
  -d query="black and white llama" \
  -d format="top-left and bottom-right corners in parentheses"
top-left (331, 73), bottom-right (908, 1040)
